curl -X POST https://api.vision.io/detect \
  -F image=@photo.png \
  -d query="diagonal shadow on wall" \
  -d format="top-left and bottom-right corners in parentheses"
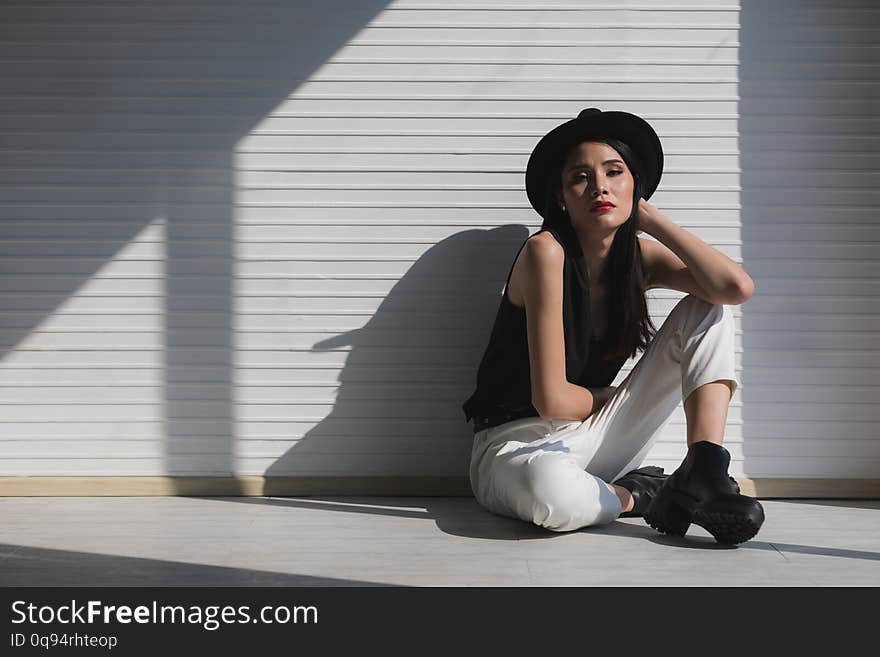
top-left (0, 1), bottom-right (393, 483)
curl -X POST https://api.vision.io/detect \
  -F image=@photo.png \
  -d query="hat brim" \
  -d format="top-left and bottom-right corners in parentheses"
top-left (525, 110), bottom-right (664, 218)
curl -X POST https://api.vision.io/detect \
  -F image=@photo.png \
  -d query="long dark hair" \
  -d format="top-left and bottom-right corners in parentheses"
top-left (540, 137), bottom-right (657, 363)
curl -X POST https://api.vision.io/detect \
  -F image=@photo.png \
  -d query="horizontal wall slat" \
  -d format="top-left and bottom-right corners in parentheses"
top-left (1, 204), bottom-right (876, 224)
top-left (3, 382), bottom-right (880, 406)
top-left (0, 364), bottom-right (874, 388)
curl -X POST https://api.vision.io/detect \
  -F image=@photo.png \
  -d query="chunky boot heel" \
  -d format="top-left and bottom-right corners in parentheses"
top-left (644, 487), bottom-right (691, 536)
top-left (644, 441), bottom-right (765, 545)
top-left (693, 495), bottom-right (765, 545)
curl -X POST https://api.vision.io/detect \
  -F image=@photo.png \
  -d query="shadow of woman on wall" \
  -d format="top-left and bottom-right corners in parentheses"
top-left (262, 224), bottom-right (531, 493)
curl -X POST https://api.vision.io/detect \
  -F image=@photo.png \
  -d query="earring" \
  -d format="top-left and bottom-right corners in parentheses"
top-left (561, 204), bottom-right (566, 213)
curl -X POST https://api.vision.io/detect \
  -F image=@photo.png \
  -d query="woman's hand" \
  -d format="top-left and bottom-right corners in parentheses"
top-left (635, 198), bottom-right (663, 237)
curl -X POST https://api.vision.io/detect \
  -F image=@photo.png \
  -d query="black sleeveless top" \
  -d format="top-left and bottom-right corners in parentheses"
top-left (461, 227), bottom-right (628, 427)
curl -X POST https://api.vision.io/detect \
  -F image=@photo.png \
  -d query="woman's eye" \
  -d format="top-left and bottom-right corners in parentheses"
top-left (576, 170), bottom-right (622, 181)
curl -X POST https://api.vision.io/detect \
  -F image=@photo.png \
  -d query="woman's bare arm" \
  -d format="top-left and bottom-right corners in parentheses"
top-left (638, 199), bottom-right (754, 305)
top-left (520, 232), bottom-right (610, 421)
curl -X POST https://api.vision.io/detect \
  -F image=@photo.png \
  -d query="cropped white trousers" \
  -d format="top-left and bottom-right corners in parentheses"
top-left (468, 294), bottom-right (739, 532)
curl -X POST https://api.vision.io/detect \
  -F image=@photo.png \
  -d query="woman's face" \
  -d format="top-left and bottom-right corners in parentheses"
top-left (557, 140), bottom-right (635, 235)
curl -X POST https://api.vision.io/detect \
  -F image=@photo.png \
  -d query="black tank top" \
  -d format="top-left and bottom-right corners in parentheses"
top-left (461, 227), bottom-right (628, 427)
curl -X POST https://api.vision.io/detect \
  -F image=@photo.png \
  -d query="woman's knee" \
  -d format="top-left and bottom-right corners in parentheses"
top-left (521, 454), bottom-right (615, 532)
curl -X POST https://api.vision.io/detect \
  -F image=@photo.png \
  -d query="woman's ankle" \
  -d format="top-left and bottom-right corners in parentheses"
top-left (607, 482), bottom-right (634, 513)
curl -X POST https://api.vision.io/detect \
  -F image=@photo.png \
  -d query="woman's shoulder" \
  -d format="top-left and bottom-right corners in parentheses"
top-left (507, 230), bottom-right (565, 308)
top-left (527, 228), bottom-right (565, 257)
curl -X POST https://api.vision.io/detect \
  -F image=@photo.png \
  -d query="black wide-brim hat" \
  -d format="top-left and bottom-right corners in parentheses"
top-left (525, 108), bottom-right (664, 218)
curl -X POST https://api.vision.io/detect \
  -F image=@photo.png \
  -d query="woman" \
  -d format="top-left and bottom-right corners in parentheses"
top-left (462, 108), bottom-right (764, 545)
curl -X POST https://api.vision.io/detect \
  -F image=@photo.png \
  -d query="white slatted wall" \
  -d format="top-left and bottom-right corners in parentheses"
top-left (0, 0), bottom-right (876, 482)
top-left (736, 0), bottom-right (879, 478)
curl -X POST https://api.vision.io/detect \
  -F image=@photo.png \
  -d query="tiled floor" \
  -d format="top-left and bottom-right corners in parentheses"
top-left (1, 497), bottom-right (877, 586)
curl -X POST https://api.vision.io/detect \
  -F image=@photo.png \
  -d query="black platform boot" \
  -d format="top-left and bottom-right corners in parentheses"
top-left (611, 466), bottom-right (668, 518)
top-left (644, 441), bottom-right (765, 545)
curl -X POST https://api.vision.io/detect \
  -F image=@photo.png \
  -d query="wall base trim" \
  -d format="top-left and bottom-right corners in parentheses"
top-left (0, 476), bottom-right (878, 498)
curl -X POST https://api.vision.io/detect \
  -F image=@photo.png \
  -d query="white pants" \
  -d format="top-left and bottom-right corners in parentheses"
top-left (468, 294), bottom-right (739, 532)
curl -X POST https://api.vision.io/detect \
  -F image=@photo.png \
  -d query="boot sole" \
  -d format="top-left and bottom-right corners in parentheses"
top-left (646, 489), bottom-right (765, 545)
